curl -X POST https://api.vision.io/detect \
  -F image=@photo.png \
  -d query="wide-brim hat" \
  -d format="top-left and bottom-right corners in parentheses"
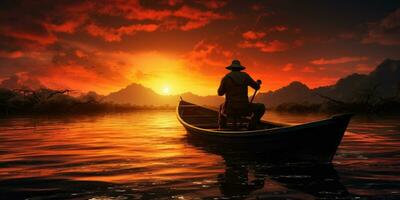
top-left (226, 60), bottom-right (245, 70)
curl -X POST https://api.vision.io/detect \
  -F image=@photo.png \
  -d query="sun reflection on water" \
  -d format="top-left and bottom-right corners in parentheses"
top-left (0, 111), bottom-right (399, 199)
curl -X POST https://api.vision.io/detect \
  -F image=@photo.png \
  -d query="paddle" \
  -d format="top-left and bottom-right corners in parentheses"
top-left (250, 89), bottom-right (258, 103)
top-left (250, 80), bottom-right (262, 103)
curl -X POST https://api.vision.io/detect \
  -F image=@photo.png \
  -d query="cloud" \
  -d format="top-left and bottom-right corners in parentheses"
top-left (86, 23), bottom-right (159, 42)
top-left (44, 17), bottom-right (86, 34)
top-left (301, 66), bottom-right (316, 73)
top-left (0, 74), bottom-right (44, 90)
top-left (281, 64), bottom-right (320, 73)
top-left (173, 5), bottom-right (230, 30)
top-left (184, 40), bottom-right (234, 75)
top-left (0, 75), bottom-right (21, 89)
top-left (49, 42), bottom-right (130, 81)
top-left (311, 56), bottom-right (368, 65)
top-left (165, 0), bottom-right (183, 6)
top-left (96, 1), bottom-right (230, 32)
top-left (362, 8), bottom-right (400, 45)
top-left (179, 20), bottom-right (210, 31)
top-left (97, 0), bottom-right (172, 20)
top-left (0, 0), bottom-right (231, 50)
top-left (0, 25), bottom-right (57, 45)
top-left (242, 31), bottom-right (266, 40)
top-left (0, 1), bottom-right (92, 46)
top-left (238, 40), bottom-right (290, 53)
top-left (0, 41), bottom-right (134, 93)
top-left (0, 50), bottom-right (23, 59)
top-left (75, 50), bottom-right (87, 58)
top-left (282, 63), bottom-right (293, 71)
top-left (271, 25), bottom-right (288, 32)
top-left (355, 64), bottom-right (374, 73)
top-left (242, 25), bottom-right (288, 40)
top-left (194, 0), bottom-right (229, 9)
top-left (239, 25), bottom-right (302, 53)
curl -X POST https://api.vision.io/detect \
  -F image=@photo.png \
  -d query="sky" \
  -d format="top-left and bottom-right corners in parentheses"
top-left (0, 0), bottom-right (400, 95)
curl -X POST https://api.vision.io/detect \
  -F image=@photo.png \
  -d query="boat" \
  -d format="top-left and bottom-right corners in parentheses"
top-left (177, 99), bottom-right (353, 163)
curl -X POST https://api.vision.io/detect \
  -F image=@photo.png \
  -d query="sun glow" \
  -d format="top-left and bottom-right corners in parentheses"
top-left (126, 52), bottom-right (219, 95)
top-left (162, 86), bottom-right (171, 95)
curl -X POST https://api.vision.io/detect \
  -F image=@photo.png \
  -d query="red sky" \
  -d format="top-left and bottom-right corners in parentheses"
top-left (0, 0), bottom-right (400, 95)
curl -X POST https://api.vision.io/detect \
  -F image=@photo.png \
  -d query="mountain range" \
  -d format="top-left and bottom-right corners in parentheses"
top-left (104, 84), bottom-right (224, 106)
top-left (104, 59), bottom-right (400, 107)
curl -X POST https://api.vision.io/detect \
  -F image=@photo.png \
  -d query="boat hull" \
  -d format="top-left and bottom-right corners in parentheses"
top-left (177, 100), bottom-right (352, 163)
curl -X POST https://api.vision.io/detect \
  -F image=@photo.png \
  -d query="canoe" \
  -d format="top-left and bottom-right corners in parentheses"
top-left (177, 99), bottom-right (353, 163)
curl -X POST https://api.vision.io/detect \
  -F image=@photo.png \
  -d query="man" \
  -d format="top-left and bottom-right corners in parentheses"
top-left (218, 60), bottom-right (265, 130)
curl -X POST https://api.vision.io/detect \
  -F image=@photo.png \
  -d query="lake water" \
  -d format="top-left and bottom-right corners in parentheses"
top-left (0, 111), bottom-right (399, 200)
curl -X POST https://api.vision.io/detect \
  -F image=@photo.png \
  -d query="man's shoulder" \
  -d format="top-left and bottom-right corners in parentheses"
top-left (240, 71), bottom-right (250, 76)
top-left (222, 73), bottom-right (230, 79)
top-left (226, 71), bottom-right (249, 76)
top-left (223, 71), bottom-right (249, 80)
top-left (237, 71), bottom-right (250, 78)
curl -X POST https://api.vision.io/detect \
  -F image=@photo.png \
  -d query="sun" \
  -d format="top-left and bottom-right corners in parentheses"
top-left (162, 86), bottom-right (171, 95)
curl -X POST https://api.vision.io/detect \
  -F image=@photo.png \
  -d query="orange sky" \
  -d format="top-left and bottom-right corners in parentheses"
top-left (0, 0), bottom-right (399, 95)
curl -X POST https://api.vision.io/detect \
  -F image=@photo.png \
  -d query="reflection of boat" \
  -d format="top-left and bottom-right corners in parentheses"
top-left (177, 100), bottom-right (352, 163)
top-left (185, 136), bottom-right (350, 199)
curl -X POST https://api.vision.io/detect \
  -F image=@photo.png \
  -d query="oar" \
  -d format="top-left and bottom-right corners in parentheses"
top-left (250, 89), bottom-right (258, 103)
top-left (250, 80), bottom-right (261, 103)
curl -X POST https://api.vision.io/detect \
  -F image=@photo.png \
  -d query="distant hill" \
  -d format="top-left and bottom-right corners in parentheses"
top-left (254, 59), bottom-right (400, 106)
top-left (104, 59), bottom-right (400, 107)
top-left (104, 83), bottom-right (176, 106)
top-left (255, 81), bottom-right (320, 107)
top-left (314, 59), bottom-right (400, 102)
top-left (104, 83), bottom-right (223, 106)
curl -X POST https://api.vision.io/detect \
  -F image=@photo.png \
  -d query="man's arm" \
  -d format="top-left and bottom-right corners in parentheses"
top-left (246, 73), bottom-right (260, 90)
top-left (217, 77), bottom-right (226, 96)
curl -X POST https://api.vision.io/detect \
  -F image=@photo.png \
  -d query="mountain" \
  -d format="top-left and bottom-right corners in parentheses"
top-left (369, 59), bottom-right (400, 97)
top-left (255, 81), bottom-right (320, 107)
top-left (104, 83), bottom-right (176, 106)
top-left (104, 59), bottom-right (400, 107)
top-left (255, 59), bottom-right (400, 106)
top-left (104, 83), bottom-right (223, 106)
top-left (180, 92), bottom-right (223, 106)
top-left (315, 59), bottom-right (400, 102)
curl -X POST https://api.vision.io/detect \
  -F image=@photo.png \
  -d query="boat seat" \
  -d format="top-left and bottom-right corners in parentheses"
top-left (219, 112), bottom-right (251, 130)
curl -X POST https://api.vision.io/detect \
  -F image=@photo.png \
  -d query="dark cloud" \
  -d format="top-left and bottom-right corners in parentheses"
top-left (193, 0), bottom-right (229, 9)
top-left (363, 8), bottom-right (400, 45)
top-left (238, 40), bottom-right (291, 53)
top-left (86, 23), bottom-right (159, 42)
top-left (92, 1), bottom-right (231, 36)
top-left (311, 57), bottom-right (368, 65)
top-left (0, 74), bottom-right (44, 90)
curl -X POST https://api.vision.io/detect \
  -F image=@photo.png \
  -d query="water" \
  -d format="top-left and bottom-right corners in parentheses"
top-left (0, 111), bottom-right (399, 199)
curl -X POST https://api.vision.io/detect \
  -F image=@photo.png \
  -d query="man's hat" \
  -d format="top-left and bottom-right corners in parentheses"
top-left (226, 60), bottom-right (245, 70)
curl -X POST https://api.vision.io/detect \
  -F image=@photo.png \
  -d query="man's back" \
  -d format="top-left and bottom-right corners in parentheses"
top-left (217, 60), bottom-right (265, 130)
top-left (218, 71), bottom-right (259, 115)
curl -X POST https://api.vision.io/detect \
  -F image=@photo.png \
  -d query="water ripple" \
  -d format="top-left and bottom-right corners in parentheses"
top-left (0, 111), bottom-right (399, 199)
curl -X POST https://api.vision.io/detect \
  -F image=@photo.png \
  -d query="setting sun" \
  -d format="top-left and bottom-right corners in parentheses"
top-left (162, 86), bottom-right (171, 95)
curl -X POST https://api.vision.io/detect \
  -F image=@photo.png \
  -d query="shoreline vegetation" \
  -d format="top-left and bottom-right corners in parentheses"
top-left (0, 88), bottom-right (174, 117)
top-left (272, 86), bottom-right (400, 114)
top-left (1, 87), bottom-right (399, 117)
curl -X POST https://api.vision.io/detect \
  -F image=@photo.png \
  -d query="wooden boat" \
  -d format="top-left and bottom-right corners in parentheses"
top-left (177, 99), bottom-right (353, 163)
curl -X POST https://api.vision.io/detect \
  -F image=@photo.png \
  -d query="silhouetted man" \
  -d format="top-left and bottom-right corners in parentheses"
top-left (218, 60), bottom-right (265, 130)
